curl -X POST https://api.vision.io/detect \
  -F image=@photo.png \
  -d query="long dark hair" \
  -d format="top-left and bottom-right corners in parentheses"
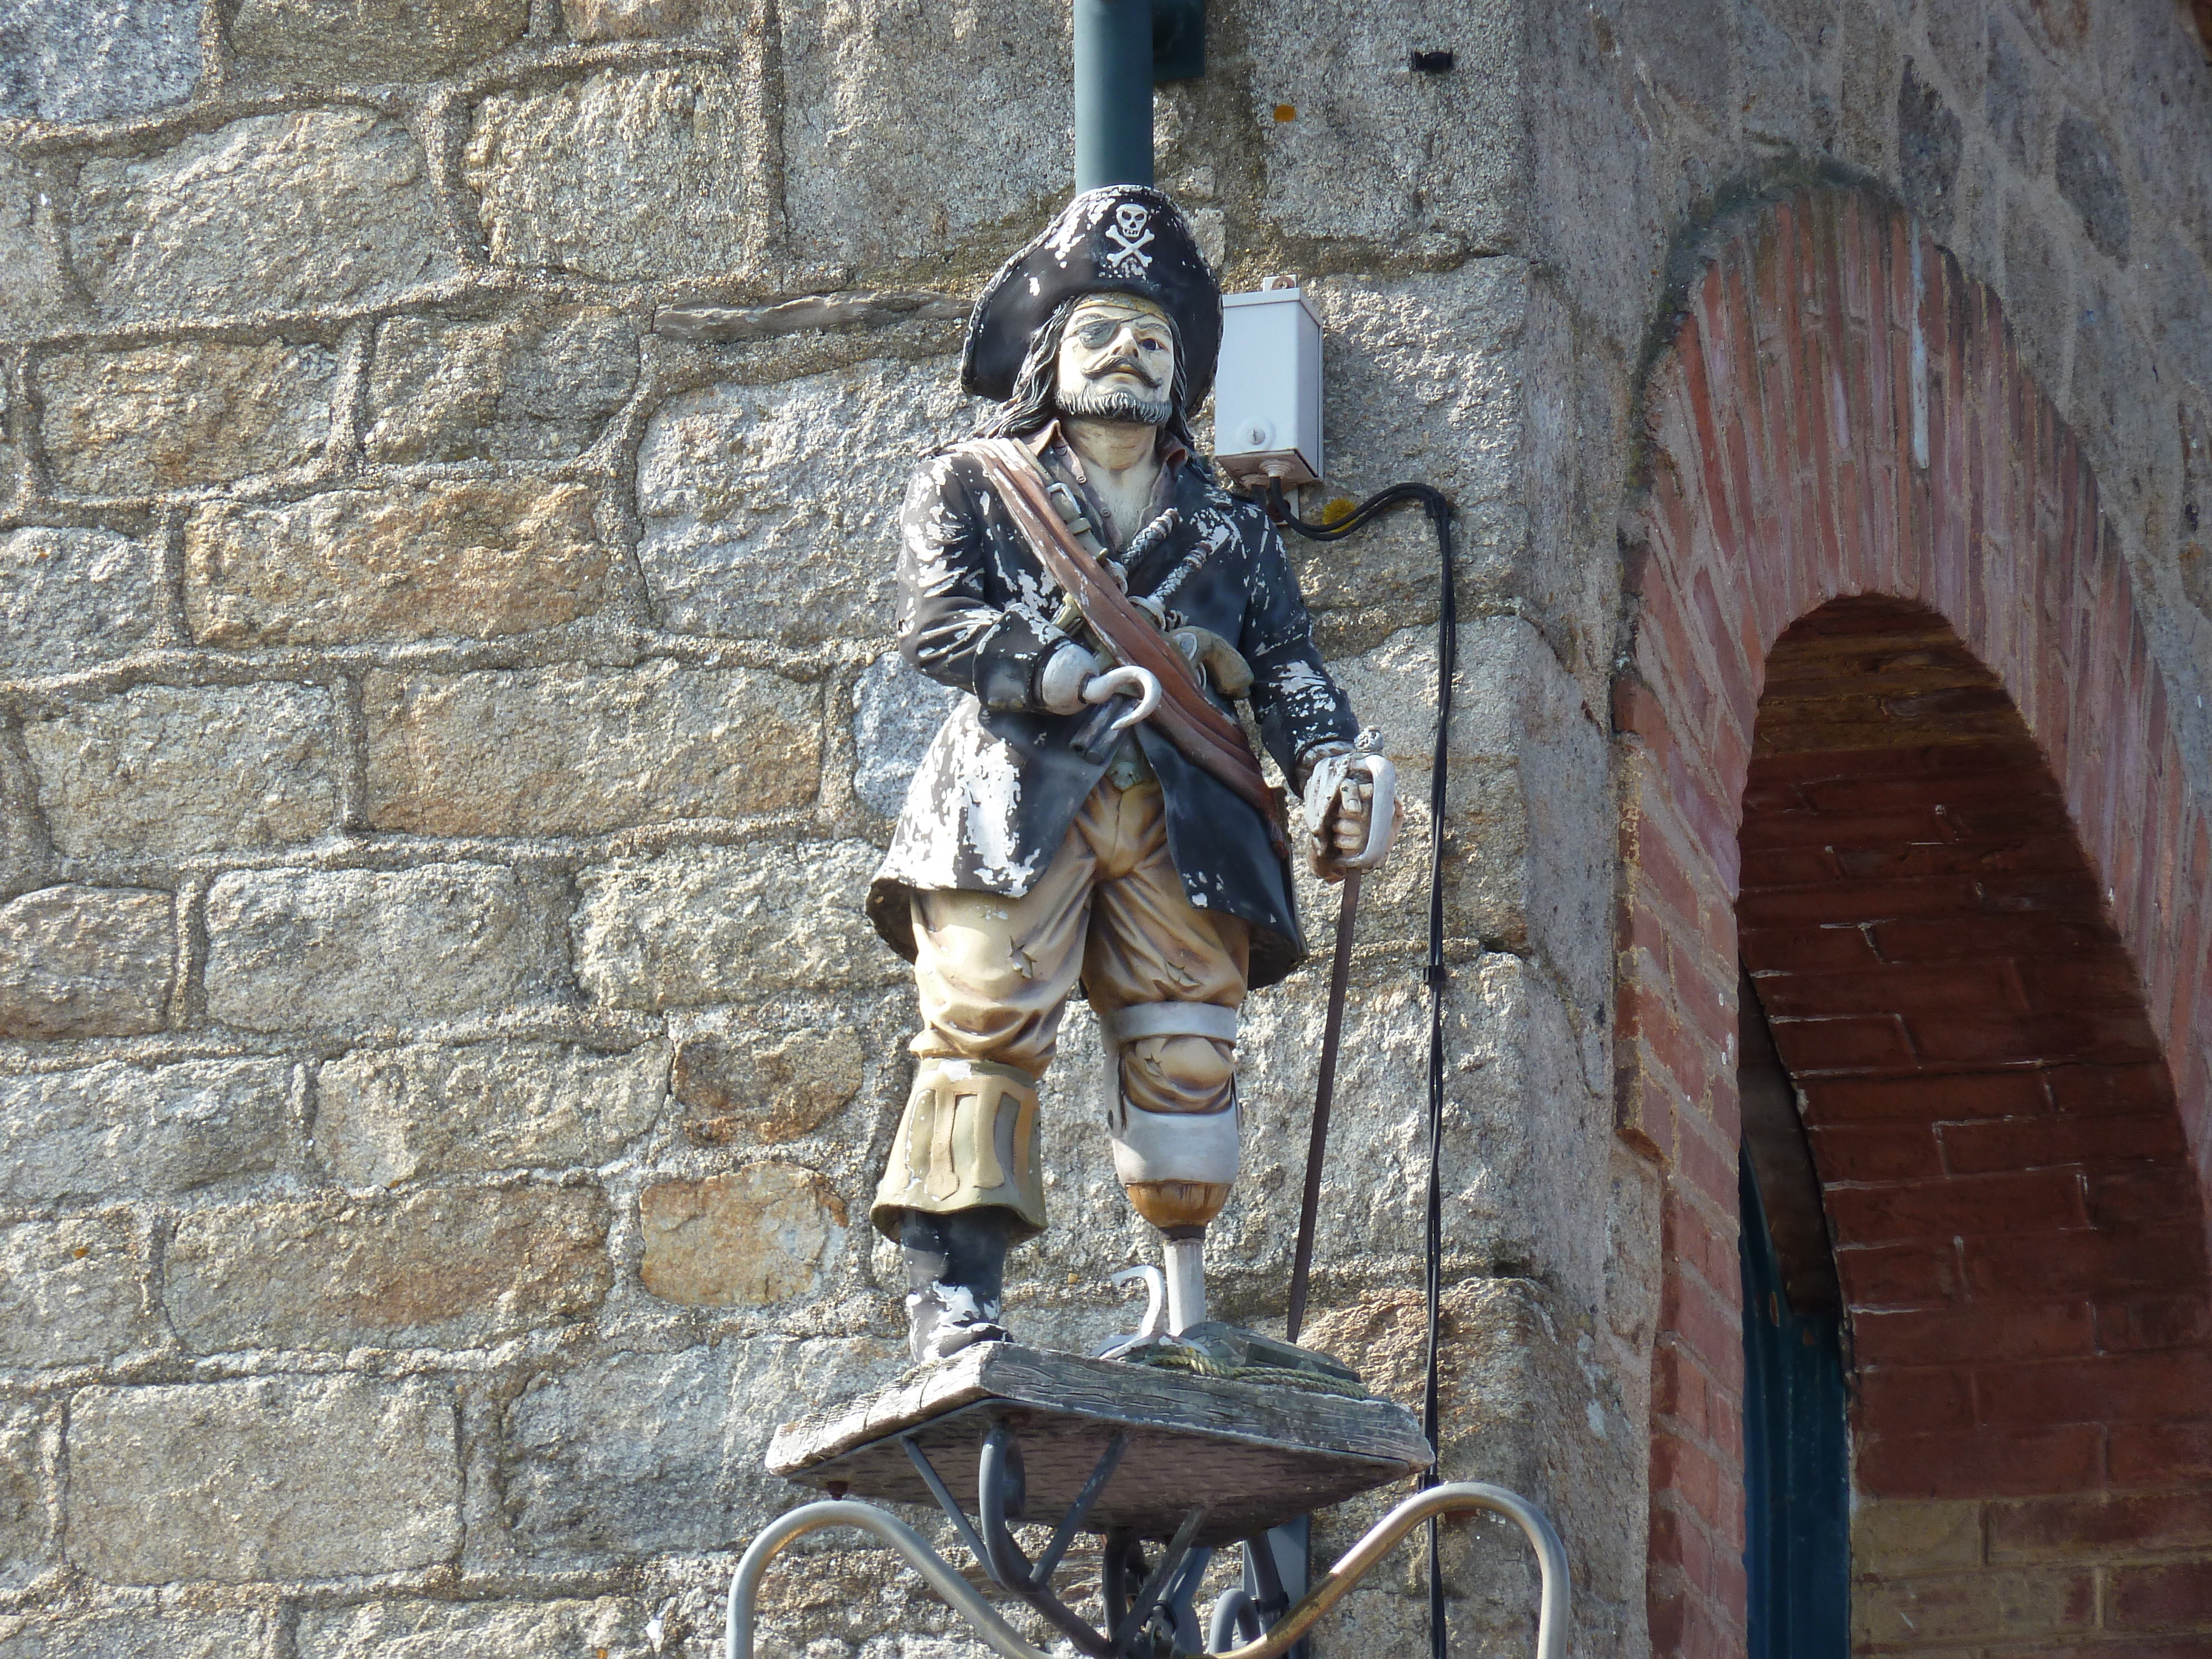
top-left (975, 294), bottom-right (1197, 454)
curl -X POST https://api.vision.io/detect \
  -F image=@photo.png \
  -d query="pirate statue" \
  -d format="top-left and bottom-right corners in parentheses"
top-left (866, 186), bottom-right (1401, 1363)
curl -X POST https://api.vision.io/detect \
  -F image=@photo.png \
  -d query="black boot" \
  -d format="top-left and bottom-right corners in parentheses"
top-left (900, 1208), bottom-right (1013, 1363)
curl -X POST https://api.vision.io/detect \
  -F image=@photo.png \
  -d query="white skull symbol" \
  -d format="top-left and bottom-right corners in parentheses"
top-left (1102, 202), bottom-right (1156, 275)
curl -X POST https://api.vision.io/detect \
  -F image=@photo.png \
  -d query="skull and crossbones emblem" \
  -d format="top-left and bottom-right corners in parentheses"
top-left (1102, 202), bottom-right (1155, 276)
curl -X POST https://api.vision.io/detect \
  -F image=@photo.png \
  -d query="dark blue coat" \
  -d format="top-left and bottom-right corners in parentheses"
top-left (867, 434), bottom-right (1357, 990)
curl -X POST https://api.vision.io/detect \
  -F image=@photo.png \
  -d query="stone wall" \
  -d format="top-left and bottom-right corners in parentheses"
top-left (1530, 0), bottom-right (2212, 788)
top-left (0, 2), bottom-right (1632, 1657)
top-left (5, 0), bottom-right (2209, 1655)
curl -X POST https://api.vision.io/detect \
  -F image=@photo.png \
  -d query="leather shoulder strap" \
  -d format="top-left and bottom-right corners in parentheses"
top-left (964, 440), bottom-right (1197, 680)
top-left (962, 437), bottom-right (1282, 831)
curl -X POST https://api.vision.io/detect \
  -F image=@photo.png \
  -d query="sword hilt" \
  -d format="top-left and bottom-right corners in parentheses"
top-left (1072, 696), bottom-right (1134, 762)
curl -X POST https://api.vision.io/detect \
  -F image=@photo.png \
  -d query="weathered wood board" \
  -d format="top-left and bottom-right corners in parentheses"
top-left (768, 1344), bottom-right (1433, 1547)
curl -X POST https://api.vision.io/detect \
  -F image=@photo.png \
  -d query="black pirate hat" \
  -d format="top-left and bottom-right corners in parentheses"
top-left (961, 186), bottom-right (1223, 411)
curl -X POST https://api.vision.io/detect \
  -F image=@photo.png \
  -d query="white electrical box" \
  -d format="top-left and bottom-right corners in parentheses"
top-left (1212, 276), bottom-right (1323, 489)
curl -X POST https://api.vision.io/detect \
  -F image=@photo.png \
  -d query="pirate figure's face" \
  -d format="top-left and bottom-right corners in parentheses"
top-left (1053, 294), bottom-right (1177, 427)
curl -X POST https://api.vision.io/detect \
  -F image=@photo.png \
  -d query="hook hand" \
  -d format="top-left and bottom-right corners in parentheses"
top-left (1082, 665), bottom-right (1161, 732)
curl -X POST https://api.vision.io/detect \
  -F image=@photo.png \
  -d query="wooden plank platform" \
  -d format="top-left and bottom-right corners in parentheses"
top-left (768, 1344), bottom-right (1433, 1547)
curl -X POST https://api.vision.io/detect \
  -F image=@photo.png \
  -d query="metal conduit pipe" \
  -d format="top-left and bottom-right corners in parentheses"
top-left (1073, 0), bottom-right (1154, 190)
top-left (726, 1482), bottom-right (1571, 1659)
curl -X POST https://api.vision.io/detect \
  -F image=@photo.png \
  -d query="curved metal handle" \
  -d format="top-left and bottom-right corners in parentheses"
top-left (1209, 1481), bottom-right (1570, 1658)
top-left (1338, 754), bottom-right (1398, 871)
top-left (1208, 1587), bottom-right (1262, 1652)
top-left (727, 1500), bottom-right (1047, 1659)
top-left (727, 1480), bottom-right (1569, 1659)
top-left (1083, 664), bottom-right (1161, 731)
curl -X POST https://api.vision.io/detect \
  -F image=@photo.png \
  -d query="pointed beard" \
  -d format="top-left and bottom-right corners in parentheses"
top-left (1058, 383), bottom-right (1173, 426)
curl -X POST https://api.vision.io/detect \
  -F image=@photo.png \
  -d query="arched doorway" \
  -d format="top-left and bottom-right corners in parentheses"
top-left (1615, 188), bottom-right (2212, 1655)
top-left (1746, 597), bottom-right (2210, 1651)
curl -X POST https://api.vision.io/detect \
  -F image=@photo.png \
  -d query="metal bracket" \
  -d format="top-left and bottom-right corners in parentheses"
top-left (727, 1472), bottom-right (1571, 1659)
top-left (900, 1421), bottom-right (1204, 1658)
top-left (1152, 0), bottom-right (1205, 81)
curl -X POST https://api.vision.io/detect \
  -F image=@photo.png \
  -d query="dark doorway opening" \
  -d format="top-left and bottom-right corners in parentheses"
top-left (1739, 982), bottom-right (1849, 1657)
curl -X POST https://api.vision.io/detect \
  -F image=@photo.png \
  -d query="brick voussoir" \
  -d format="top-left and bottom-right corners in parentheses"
top-left (1822, 1168), bottom-right (2091, 1248)
top-left (1855, 1298), bottom-right (2098, 1369)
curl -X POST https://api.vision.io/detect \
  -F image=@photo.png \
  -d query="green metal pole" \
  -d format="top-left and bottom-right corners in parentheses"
top-left (1073, 0), bottom-right (1152, 190)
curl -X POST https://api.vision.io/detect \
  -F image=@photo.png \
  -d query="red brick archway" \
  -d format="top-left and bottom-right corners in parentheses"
top-left (1616, 189), bottom-right (2212, 1655)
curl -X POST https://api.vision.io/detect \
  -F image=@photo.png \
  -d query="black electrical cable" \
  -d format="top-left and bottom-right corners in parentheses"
top-left (1267, 478), bottom-right (1455, 1659)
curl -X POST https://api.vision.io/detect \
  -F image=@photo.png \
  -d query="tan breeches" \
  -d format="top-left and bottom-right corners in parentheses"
top-left (870, 775), bottom-right (1249, 1239)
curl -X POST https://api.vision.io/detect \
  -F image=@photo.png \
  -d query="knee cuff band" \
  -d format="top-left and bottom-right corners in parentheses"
top-left (1109, 1095), bottom-right (1241, 1187)
top-left (872, 1058), bottom-right (1046, 1241)
top-left (1103, 1001), bottom-right (1239, 1046)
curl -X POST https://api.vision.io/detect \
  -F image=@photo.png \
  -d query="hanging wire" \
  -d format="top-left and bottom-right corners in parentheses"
top-left (1267, 478), bottom-right (1456, 1659)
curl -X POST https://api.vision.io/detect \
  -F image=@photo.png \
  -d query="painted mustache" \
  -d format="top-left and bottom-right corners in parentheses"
top-left (1091, 352), bottom-right (1164, 390)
